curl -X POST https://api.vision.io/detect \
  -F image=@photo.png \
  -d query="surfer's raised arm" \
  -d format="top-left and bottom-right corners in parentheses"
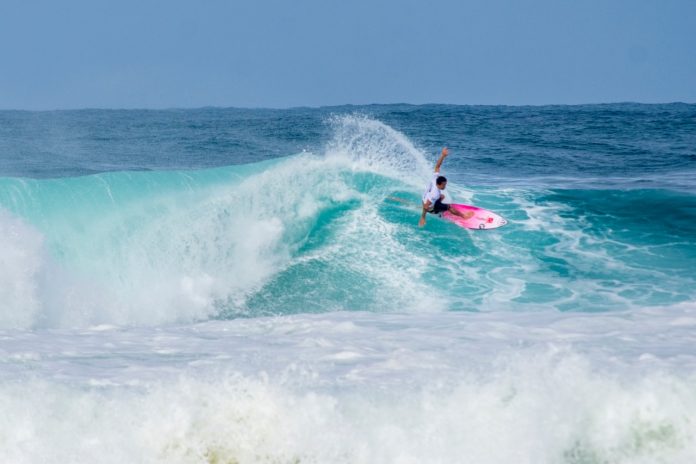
top-left (434, 147), bottom-right (449, 173)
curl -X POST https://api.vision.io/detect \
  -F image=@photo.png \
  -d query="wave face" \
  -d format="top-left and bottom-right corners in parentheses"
top-left (1, 112), bottom-right (695, 328)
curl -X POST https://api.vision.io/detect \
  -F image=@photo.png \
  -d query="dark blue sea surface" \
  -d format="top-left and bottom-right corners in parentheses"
top-left (2, 104), bottom-right (694, 186)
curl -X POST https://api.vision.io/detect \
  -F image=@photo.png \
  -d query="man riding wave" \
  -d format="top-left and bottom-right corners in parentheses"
top-left (419, 147), bottom-right (473, 227)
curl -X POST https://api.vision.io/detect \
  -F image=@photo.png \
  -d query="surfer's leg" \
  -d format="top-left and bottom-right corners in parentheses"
top-left (432, 200), bottom-right (449, 214)
top-left (447, 205), bottom-right (474, 220)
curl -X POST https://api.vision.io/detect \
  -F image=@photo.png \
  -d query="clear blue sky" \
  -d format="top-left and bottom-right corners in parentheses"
top-left (1, 0), bottom-right (694, 109)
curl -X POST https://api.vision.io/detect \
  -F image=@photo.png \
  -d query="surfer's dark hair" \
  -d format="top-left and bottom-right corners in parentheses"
top-left (436, 176), bottom-right (447, 185)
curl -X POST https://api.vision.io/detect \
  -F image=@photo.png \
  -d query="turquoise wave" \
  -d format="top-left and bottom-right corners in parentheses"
top-left (1, 151), bottom-right (695, 328)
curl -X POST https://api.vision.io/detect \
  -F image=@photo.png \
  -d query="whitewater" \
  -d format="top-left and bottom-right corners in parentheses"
top-left (1, 105), bottom-right (695, 463)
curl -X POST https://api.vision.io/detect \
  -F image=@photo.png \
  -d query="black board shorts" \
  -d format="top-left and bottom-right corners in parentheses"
top-left (429, 200), bottom-right (450, 214)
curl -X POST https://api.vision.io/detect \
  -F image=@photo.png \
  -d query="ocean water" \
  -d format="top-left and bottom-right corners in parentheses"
top-left (1, 104), bottom-right (695, 463)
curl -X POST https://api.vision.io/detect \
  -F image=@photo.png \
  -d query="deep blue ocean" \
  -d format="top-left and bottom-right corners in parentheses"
top-left (1, 104), bottom-right (696, 463)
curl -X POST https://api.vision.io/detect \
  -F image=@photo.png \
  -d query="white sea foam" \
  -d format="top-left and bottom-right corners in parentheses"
top-left (2, 306), bottom-right (696, 463)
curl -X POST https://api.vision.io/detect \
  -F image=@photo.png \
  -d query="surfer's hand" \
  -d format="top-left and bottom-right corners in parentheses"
top-left (442, 147), bottom-right (449, 157)
top-left (418, 217), bottom-right (426, 227)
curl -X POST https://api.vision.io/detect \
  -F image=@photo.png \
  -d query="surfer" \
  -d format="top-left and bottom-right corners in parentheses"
top-left (419, 147), bottom-right (473, 227)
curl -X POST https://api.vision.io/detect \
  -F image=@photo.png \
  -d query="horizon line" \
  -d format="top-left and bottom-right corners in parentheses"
top-left (1, 100), bottom-right (694, 113)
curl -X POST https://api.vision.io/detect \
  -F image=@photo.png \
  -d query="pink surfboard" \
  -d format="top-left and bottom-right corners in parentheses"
top-left (441, 203), bottom-right (507, 230)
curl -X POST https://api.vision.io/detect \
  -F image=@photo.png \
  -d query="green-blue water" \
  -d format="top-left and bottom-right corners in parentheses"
top-left (1, 105), bottom-right (695, 328)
